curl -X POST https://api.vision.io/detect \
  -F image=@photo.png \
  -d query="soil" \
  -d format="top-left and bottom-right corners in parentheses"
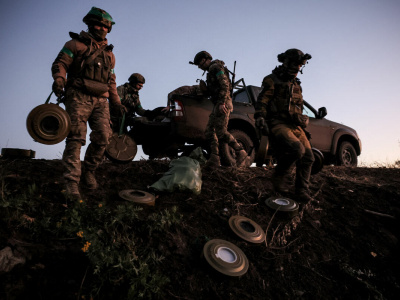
top-left (0, 157), bottom-right (399, 299)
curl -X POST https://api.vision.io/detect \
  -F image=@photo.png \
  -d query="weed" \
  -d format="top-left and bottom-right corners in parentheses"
top-left (1, 176), bottom-right (182, 299)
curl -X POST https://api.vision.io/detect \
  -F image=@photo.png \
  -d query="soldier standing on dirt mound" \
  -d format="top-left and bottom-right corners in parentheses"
top-left (111, 73), bottom-right (153, 130)
top-left (189, 51), bottom-right (247, 168)
top-left (51, 7), bottom-right (126, 199)
top-left (255, 49), bottom-right (314, 201)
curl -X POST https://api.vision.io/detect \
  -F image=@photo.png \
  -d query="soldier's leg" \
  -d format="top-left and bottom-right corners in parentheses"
top-left (205, 113), bottom-right (219, 155)
top-left (62, 140), bottom-right (83, 183)
top-left (62, 90), bottom-right (92, 198)
top-left (272, 124), bottom-right (305, 175)
top-left (204, 113), bottom-right (220, 167)
top-left (271, 124), bottom-right (305, 192)
top-left (294, 128), bottom-right (315, 193)
top-left (83, 98), bottom-right (112, 187)
top-left (62, 90), bottom-right (92, 183)
top-left (214, 111), bottom-right (247, 166)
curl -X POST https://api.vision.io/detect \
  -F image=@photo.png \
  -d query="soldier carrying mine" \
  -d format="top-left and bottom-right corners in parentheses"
top-left (51, 7), bottom-right (126, 199)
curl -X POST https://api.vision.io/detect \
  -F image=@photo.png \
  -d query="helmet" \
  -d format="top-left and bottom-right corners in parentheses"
top-left (189, 51), bottom-right (212, 65)
top-left (277, 49), bottom-right (312, 65)
top-left (83, 7), bottom-right (115, 33)
top-left (129, 73), bottom-right (145, 85)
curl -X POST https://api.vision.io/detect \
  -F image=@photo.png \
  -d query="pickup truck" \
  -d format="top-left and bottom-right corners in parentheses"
top-left (107, 80), bottom-right (362, 169)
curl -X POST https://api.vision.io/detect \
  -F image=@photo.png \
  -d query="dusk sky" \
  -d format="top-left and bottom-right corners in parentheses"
top-left (1, 0), bottom-right (399, 166)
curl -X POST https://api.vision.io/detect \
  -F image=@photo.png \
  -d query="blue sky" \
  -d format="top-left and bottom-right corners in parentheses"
top-left (1, 0), bottom-right (399, 165)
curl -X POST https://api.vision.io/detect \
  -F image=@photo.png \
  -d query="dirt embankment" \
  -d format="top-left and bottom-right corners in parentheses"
top-left (1, 158), bottom-right (399, 299)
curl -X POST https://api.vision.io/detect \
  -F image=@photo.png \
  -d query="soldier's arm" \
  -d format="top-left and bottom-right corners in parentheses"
top-left (51, 39), bottom-right (77, 81)
top-left (107, 54), bottom-right (121, 106)
top-left (117, 85), bottom-right (128, 105)
top-left (167, 85), bottom-right (200, 101)
top-left (255, 76), bottom-right (274, 119)
top-left (211, 64), bottom-right (230, 106)
top-left (134, 97), bottom-right (148, 117)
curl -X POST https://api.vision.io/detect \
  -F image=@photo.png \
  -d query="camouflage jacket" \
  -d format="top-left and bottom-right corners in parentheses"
top-left (51, 31), bottom-right (120, 105)
top-left (206, 60), bottom-right (232, 110)
top-left (117, 83), bottom-right (147, 117)
top-left (255, 66), bottom-right (304, 125)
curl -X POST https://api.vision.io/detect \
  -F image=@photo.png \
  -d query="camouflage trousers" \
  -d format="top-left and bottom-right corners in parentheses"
top-left (204, 104), bottom-right (242, 156)
top-left (62, 88), bottom-right (112, 183)
top-left (271, 123), bottom-right (315, 190)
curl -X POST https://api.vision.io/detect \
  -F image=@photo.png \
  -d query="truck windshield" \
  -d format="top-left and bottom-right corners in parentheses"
top-left (303, 105), bottom-right (315, 118)
top-left (233, 90), bottom-right (250, 104)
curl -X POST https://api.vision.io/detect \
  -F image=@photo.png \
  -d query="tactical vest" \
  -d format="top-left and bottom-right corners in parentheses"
top-left (267, 74), bottom-right (303, 120)
top-left (206, 61), bottom-right (232, 103)
top-left (120, 84), bottom-right (140, 108)
top-left (69, 32), bottom-right (113, 95)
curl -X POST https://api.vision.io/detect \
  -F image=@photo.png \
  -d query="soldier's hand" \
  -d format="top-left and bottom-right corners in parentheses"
top-left (52, 77), bottom-right (65, 97)
top-left (219, 103), bottom-right (228, 114)
top-left (117, 104), bottom-right (128, 117)
top-left (161, 106), bottom-right (170, 113)
top-left (255, 117), bottom-right (265, 128)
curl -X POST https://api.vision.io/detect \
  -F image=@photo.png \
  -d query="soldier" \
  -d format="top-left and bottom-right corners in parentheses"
top-left (111, 73), bottom-right (152, 129)
top-left (255, 49), bottom-right (314, 201)
top-left (189, 51), bottom-right (247, 168)
top-left (51, 7), bottom-right (126, 199)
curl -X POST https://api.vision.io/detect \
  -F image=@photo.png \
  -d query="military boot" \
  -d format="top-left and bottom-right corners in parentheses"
top-left (296, 188), bottom-right (313, 202)
top-left (65, 181), bottom-right (81, 200)
top-left (272, 175), bottom-right (290, 194)
top-left (205, 154), bottom-right (220, 169)
top-left (83, 171), bottom-right (98, 190)
top-left (235, 150), bottom-right (248, 168)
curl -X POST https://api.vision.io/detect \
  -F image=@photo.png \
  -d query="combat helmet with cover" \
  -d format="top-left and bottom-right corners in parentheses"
top-left (83, 7), bottom-right (115, 33)
top-left (189, 51), bottom-right (213, 65)
top-left (277, 49), bottom-right (312, 65)
top-left (129, 73), bottom-right (145, 85)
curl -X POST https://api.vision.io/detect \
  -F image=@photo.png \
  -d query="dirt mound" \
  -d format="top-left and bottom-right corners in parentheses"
top-left (1, 158), bottom-right (399, 299)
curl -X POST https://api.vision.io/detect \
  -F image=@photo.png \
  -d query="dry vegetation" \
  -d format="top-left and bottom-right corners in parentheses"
top-left (1, 157), bottom-right (399, 299)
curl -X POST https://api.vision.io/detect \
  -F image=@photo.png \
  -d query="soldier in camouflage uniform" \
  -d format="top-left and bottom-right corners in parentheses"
top-left (111, 73), bottom-right (152, 129)
top-left (51, 7), bottom-right (126, 199)
top-left (255, 49), bottom-right (314, 201)
top-left (190, 51), bottom-right (247, 168)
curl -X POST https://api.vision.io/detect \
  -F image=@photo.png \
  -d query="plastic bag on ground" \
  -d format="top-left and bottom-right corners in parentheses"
top-left (150, 148), bottom-right (205, 194)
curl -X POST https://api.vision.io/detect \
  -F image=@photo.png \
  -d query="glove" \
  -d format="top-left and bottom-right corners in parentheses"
top-left (161, 106), bottom-right (170, 113)
top-left (52, 77), bottom-right (65, 97)
top-left (255, 117), bottom-right (265, 129)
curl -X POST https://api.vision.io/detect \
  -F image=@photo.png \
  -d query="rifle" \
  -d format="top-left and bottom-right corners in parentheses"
top-left (229, 61), bottom-right (236, 97)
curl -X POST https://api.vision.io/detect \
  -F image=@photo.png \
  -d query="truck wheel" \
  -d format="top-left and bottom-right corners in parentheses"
top-left (336, 141), bottom-right (357, 167)
top-left (220, 130), bottom-right (255, 167)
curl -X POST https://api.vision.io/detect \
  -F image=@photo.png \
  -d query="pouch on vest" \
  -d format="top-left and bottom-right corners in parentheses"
top-left (82, 78), bottom-right (109, 96)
